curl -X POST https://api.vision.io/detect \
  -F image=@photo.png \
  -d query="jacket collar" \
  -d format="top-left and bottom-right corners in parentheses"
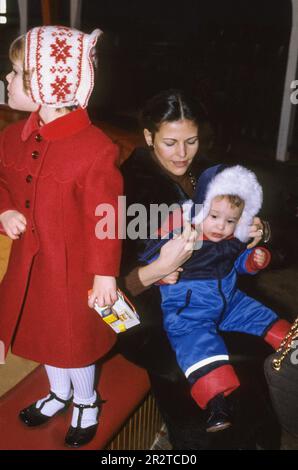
top-left (124, 147), bottom-right (191, 202)
top-left (21, 107), bottom-right (91, 142)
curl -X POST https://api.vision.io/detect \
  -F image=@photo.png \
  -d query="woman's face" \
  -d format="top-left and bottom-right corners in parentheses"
top-left (144, 119), bottom-right (199, 176)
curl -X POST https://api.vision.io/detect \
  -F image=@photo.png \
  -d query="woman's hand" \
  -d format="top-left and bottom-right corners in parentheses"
top-left (247, 216), bottom-right (264, 249)
top-left (138, 221), bottom-right (198, 288)
top-left (158, 220), bottom-right (198, 274)
top-left (159, 268), bottom-right (183, 285)
top-left (88, 275), bottom-right (118, 308)
top-left (0, 210), bottom-right (27, 240)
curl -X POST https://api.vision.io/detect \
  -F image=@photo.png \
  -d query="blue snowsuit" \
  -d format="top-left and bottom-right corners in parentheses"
top-left (158, 238), bottom-right (278, 384)
top-left (140, 233), bottom-right (278, 387)
top-left (138, 163), bottom-right (288, 408)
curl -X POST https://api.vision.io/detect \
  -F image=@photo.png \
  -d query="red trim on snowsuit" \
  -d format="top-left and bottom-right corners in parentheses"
top-left (264, 319), bottom-right (292, 350)
top-left (190, 364), bottom-right (240, 409)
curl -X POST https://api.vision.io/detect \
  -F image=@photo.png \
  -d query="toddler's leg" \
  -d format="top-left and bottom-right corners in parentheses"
top-left (36, 365), bottom-right (72, 416)
top-left (65, 364), bottom-right (102, 447)
top-left (219, 290), bottom-right (291, 350)
top-left (167, 318), bottom-right (240, 409)
top-left (190, 364), bottom-right (240, 409)
top-left (168, 318), bottom-right (240, 432)
top-left (19, 365), bottom-right (72, 426)
top-left (69, 365), bottom-right (98, 429)
top-left (191, 365), bottom-right (239, 433)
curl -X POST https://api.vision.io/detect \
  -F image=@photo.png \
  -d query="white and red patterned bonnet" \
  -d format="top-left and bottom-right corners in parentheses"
top-left (24, 25), bottom-right (102, 108)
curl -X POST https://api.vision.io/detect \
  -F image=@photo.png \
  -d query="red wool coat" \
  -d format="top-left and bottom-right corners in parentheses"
top-left (0, 108), bottom-right (123, 367)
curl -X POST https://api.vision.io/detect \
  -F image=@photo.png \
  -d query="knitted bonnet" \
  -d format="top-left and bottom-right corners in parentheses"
top-left (24, 25), bottom-right (102, 108)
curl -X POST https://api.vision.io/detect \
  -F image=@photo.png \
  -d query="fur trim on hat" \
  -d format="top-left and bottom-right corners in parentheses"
top-left (25, 26), bottom-right (102, 108)
top-left (183, 165), bottom-right (263, 242)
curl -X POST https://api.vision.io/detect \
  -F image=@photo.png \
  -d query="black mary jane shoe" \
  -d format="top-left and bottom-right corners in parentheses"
top-left (64, 397), bottom-right (106, 448)
top-left (19, 391), bottom-right (72, 427)
top-left (206, 393), bottom-right (232, 433)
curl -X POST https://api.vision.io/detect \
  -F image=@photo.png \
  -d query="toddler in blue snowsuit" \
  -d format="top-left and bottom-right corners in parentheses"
top-left (140, 164), bottom-right (291, 432)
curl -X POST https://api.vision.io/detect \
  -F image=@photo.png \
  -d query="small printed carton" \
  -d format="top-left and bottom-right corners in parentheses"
top-left (91, 289), bottom-right (140, 333)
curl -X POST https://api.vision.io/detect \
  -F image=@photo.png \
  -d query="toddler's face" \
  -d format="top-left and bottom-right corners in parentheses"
top-left (202, 196), bottom-right (242, 242)
top-left (6, 60), bottom-right (38, 112)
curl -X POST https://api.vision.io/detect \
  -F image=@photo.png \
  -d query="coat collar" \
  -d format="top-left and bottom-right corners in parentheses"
top-left (21, 107), bottom-right (91, 142)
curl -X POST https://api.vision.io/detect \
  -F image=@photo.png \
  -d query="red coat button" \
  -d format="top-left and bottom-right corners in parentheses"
top-left (32, 151), bottom-right (39, 159)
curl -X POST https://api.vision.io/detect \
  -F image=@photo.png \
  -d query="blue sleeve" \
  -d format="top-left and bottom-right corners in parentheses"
top-left (234, 248), bottom-right (257, 275)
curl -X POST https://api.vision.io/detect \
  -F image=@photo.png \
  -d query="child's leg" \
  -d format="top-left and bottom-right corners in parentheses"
top-left (220, 290), bottom-right (291, 350)
top-left (190, 364), bottom-right (240, 409)
top-left (189, 364), bottom-right (239, 432)
top-left (69, 365), bottom-right (98, 429)
top-left (167, 321), bottom-right (240, 409)
top-left (35, 365), bottom-right (72, 416)
top-left (161, 282), bottom-right (240, 429)
top-left (19, 365), bottom-right (72, 426)
top-left (64, 365), bottom-right (101, 447)
top-left (162, 287), bottom-right (241, 432)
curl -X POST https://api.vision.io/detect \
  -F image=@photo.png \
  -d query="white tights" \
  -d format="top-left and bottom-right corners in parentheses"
top-left (36, 364), bottom-right (98, 428)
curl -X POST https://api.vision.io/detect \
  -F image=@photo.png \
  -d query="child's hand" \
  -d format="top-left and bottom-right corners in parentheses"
top-left (253, 248), bottom-right (266, 268)
top-left (0, 210), bottom-right (27, 240)
top-left (159, 268), bottom-right (183, 285)
top-left (88, 275), bottom-right (118, 308)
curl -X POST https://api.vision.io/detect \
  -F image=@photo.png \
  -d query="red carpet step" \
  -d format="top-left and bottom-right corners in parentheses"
top-left (0, 353), bottom-right (149, 450)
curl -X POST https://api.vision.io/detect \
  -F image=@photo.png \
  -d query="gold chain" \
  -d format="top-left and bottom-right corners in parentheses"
top-left (272, 317), bottom-right (298, 371)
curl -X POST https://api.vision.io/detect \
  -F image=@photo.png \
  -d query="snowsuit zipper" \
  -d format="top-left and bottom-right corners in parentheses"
top-left (176, 289), bottom-right (192, 315)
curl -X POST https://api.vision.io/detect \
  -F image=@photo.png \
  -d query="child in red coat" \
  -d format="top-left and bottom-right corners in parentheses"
top-left (0, 26), bottom-right (123, 447)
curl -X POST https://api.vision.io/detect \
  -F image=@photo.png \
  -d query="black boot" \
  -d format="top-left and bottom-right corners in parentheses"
top-left (206, 393), bottom-right (232, 433)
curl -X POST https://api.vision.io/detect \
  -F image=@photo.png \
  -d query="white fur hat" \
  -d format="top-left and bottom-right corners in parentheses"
top-left (183, 164), bottom-right (263, 242)
top-left (25, 25), bottom-right (102, 108)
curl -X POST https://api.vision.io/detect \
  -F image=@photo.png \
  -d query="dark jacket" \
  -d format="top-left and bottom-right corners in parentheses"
top-left (116, 147), bottom-right (211, 377)
top-left (121, 147), bottom-right (211, 274)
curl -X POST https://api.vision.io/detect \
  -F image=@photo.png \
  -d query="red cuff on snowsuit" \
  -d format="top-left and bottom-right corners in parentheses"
top-left (264, 319), bottom-right (292, 350)
top-left (190, 364), bottom-right (240, 409)
top-left (245, 247), bottom-right (271, 273)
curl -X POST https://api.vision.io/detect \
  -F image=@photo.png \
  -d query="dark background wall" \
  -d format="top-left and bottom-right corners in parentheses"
top-left (0, 0), bottom-right (295, 158)
top-left (83, 1), bottom-right (292, 153)
top-left (0, 0), bottom-right (297, 260)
